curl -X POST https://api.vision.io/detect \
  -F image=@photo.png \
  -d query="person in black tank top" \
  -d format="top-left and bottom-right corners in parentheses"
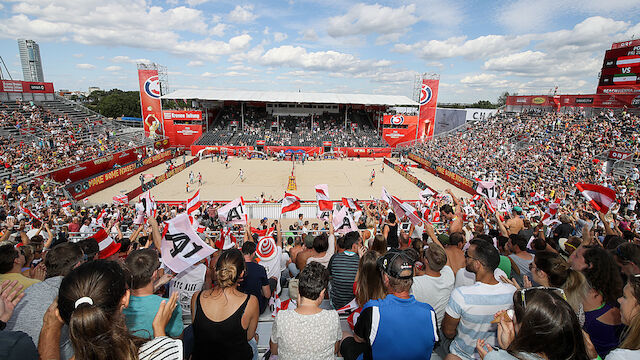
top-left (384, 212), bottom-right (399, 248)
top-left (190, 249), bottom-right (259, 360)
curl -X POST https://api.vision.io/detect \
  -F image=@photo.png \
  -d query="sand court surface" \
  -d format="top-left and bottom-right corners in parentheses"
top-left (87, 157), bottom-right (470, 204)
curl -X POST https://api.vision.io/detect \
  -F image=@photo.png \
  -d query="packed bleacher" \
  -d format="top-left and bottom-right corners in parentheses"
top-left (0, 99), bottom-right (151, 184)
top-left (197, 105), bottom-right (388, 148)
top-left (3, 110), bottom-right (640, 360)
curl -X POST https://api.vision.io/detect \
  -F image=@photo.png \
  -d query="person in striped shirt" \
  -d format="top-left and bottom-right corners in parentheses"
top-left (328, 231), bottom-right (362, 310)
top-left (442, 239), bottom-right (516, 360)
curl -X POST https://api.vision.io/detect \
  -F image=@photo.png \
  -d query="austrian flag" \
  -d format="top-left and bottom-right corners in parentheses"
top-left (576, 183), bottom-right (617, 214)
top-left (281, 192), bottom-right (301, 214)
top-left (315, 184), bottom-right (333, 211)
top-left (186, 189), bottom-right (201, 215)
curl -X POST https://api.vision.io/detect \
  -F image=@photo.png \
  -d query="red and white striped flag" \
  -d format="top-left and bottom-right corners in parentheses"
top-left (530, 192), bottom-right (546, 205)
top-left (337, 298), bottom-right (359, 314)
top-left (19, 206), bottom-right (41, 222)
top-left (140, 190), bottom-right (157, 218)
top-left (96, 208), bottom-right (107, 227)
top-left (576, 183), bottom-right (617, 214)
top-left (112, 194), bottom-right (128, 205)
top-left (341, 197), bottom-right (362, 211)
top-left (60, 199), bottom-right (72, 208)
top-left (315, 184), bottom-right (333, 211)
top-left (390, 195), bottom-right (423, 226)
top-left (215, 226), bottom-right (237, 250)
top-left (187, 189), bottom-right (201, 215)
top-left (281, 192), bottom-right (301, 214)
top-left (419, 186), bottom-right (438, 203)
top-left (541, 197), bottom-right (561, 225)
top-left (485, 199), bottom-right (496, 214)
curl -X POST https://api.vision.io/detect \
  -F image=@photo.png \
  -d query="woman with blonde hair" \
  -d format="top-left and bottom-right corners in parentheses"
top-left (607, 275), bottom-right (640, 359)
top-left (190, 248), bottom-right (259, 360)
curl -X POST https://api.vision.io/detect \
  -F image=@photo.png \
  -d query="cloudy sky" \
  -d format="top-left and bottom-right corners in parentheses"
top-left (1, 0), bottom-right (639, 103)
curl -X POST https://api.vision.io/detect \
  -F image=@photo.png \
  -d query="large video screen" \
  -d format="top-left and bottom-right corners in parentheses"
top-left (597, 41), bottom-right (640, 94)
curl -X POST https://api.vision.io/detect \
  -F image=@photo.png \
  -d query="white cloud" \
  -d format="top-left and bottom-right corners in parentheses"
top-left (228, 5), bottom-right (257, 23)
top-left (394, 34), bottom-right (531, 60)
top-left (186, 0), bottom-right (209, 6)
top-left (327, 3), bottom-right (418, 42)
top-left (260, 45), bottom-right (389, 73)
top-left (105, 65), bottom-right (122, 71)
top-left (76, 63), bottom-right (95, 69)
top-left (72, 53), bottom-right (83, 58)
top-left (0, 1), bottom-right (247, 61)
top-left (187, 60), bottom-right (204, 67)
top-left (300, 29), bottom-right (318, 42)
top-left (111, 56), bottom-right (151, 64)
top-left (274, 32), bottom-right (287, 42)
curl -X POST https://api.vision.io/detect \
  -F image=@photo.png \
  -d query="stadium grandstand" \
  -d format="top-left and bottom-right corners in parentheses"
top-left (4, 39), bottom-right (640, 360)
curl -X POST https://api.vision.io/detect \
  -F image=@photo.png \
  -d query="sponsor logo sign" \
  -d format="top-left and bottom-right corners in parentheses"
top-left (532, 97), bottom-right (546, 104)
top-left (390, 114), bottom-right (404, 125)
top-left (575, 97), bottom-right (594, 104)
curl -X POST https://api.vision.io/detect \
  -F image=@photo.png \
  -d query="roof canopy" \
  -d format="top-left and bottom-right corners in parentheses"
top-left (161, 89), bottom-right (418, 107)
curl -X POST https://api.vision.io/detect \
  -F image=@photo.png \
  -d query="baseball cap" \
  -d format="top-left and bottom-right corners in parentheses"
top-left (377, 250), bottom-right (414, 279)
top-left (513, 206), bottom-right (523, 214)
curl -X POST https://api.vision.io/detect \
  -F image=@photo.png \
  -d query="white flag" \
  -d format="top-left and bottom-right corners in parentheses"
top-left (315, 184), bottom-right (333, 211)
top-left (161, 213), bottom-right (215, 274)
top-left (332, 206), bottom-right (357, 233)
top-left (381, 187), bottom-right (392, 204)
top-left (217, 197), bottom-right (247, 225)
top-left (418, 186), bottom-right (437, 203)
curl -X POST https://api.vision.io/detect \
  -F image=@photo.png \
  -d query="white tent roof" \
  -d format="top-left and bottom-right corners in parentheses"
top-left (161, 89), bottom-right (418, 107)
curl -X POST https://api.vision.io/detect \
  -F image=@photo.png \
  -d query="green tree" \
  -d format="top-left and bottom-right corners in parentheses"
top-left (497, 91), bottom-right (517, 107)
top-left (470, 100), bottom-right (497, 109)
top-left (87, 89), bottom-right (141, 118)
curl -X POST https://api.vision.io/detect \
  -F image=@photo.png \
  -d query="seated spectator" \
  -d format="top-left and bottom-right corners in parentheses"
top-left (355, 250), bottom-right (385, 307)
top-left (608, 275), bottom-right (640, 359)
top-left (328, 231), bottom-right (362, 309)
top-left (6, 242), bottom-right (83, 359)
top-left (341, 250), bottom-right (439, 360)
top-left (369, 234), bottom-right (388, 255)
top-left (476, 288), bottom-right (590, 360)
top-left (190, 249), bottom-right (259, 360)
top-left (238, 241), bottom-right (271, 314)
top-left (123, 249), bottom-right (183, 339)
top-left (40, 260), bottom-right (182, 359)
top-left (306, 224), bottom-right (335, 267)
top-left (0, 244), bottom-right (40, 290)
top-left (270, 261), bottom-right (341, 359)
top-left (442, 239), bottom-right (517, 360)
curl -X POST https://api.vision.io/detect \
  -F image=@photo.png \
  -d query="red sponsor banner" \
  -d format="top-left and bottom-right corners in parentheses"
top-left (322, 141), bottom-right (332, 146)
top-left (608, 150), bottom-right (632, 160)
top-left (256, 140), bottom-right (266, 145)
top-left (162, 110), bottom-right (202, 121)
top-left (40, 146), bottom-right (147, 183)
top-left (0, 80), bottom-right (54, 93)
top-left (508, 94), bottom-right (640, 108)
top-left (163, 118), bottom-right (202, 147)
top-left (382, 114), bottom-right (418, 147)
top-left (408, 153), bottom-right (476, 195)
top-left (418, 79), bottom-right (439, 140)
top-left (612, 39), bottom-right (640, 49)
top-left (138, 69), bottom-right (163, 137)
top-left (189, 145), bottom-right (392, 158)
top-left (66, 150), bottom-right (175, 200)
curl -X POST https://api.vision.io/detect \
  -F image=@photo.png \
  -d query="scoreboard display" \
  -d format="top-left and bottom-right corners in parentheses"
top-left (597, 39), bottom-right (640, 94)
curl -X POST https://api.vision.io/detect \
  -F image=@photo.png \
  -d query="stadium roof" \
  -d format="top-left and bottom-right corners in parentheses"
top-left (161, 89), bottom-right (418, 107)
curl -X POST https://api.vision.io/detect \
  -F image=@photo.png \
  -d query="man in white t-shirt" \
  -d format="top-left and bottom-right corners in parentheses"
top-left (411, 243), bottom-right (455, 325)
top-left (442, 239), bottom-right (516, 360)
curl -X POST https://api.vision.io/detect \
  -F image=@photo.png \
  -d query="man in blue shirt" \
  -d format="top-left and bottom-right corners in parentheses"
top-left (123, 249), bottom-right (183, 338)
top-left (341, 250), bottom-right (439, 360)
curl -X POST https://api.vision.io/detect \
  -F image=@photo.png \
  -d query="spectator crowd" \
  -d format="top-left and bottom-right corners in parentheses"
top-left (1, 109), bottom-right (640, 360)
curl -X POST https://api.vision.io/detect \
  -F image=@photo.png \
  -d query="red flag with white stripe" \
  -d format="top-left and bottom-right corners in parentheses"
top-left (215, 226), bottom-right (237, 250)
top-left (485, 199), bottom-right (496, 214)
top-left (60, 199), bottom-right (72, 208)
top-left (96, 208), bottom-right (107, 227)
top-left (91, 227), bottom-right (120, 259)
top-left (315, 184), bottom-right (333, 211)
top-left (390, 196), bottom-right (423, 226)
top-left (112, 195), bottom-right (128, 205)
top-left (139, 190), bottom-right (157, 218)
top-left (541, 197), bottom-right (561, 225)
top-left (187, 189), bottom-right (201, 215)
top-left (337, 298), bottom-right (358, 314)
top-left (341, 197), bottom-right (362, 211)
top-left (576, 183), bottom-right (617, 214)
top-left (281, 192), bottom-right (301, 214)
top-left (19, 206), bottom-right (41, 222)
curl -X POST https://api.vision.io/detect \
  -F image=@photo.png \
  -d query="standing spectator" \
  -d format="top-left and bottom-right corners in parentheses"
top-left (341, 250), bottom-right (439, 360)
top-left (238, 241), bottom-right (271, 314)
top-left (411, 243), bottom-right (455, 325)
top-left (506, 234), bottom-right (534, 286)
top-left (6, 243), bottom-right (83, 359)
top-left (123, 249), bottom-right (183, 339)
top-left (442, 239), bottom-right (517, 360)
top-left (607, 275), bottom-right (640, 359)
top-left (354, 250), bottom-right (386, 307)
top-left (190, 249), bottom-right (259, 360)
top-left (269, 262), bottom-right (341, 360)
top-left (0, 244), bottom-right (40, 290)
top-left (382, 213), bottom-right (399, 248)
top-left (328, 231), bottom-right (362, 309)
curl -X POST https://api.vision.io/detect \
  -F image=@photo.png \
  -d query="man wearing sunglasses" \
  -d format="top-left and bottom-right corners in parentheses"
top-left (441, 239), bottom-right (516, 360)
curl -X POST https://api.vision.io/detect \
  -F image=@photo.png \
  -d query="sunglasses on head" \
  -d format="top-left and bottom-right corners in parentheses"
top-left (520, 286), bottom-right (566, 309)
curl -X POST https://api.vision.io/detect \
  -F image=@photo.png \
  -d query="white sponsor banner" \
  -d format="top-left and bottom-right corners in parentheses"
top-left (465, 108), bottom-right (497, 121)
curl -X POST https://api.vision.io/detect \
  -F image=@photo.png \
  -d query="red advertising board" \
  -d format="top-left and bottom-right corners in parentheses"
top-left (41, 146), bottom-right (147, 183)
top-left (418, 79), bottom-right (439, 139)
top-left (66, 150), bottom-right (174, 200)
top-left (190, 145), bottom-right (393, 158)
top-left (138, 69), bottom-right (163, 137)
top-left (0, 80), bottom-right (54, 93)
top-left (612, 39), bottom-right (640, 49)
top-left (507, 94), bottom-right (640, 108)
top-left (163, 118), bottom-right (203, 147)
top-left (608, 149), bottom-right (632, 160)
top-left (382, 114), bottom-right (418, 147)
